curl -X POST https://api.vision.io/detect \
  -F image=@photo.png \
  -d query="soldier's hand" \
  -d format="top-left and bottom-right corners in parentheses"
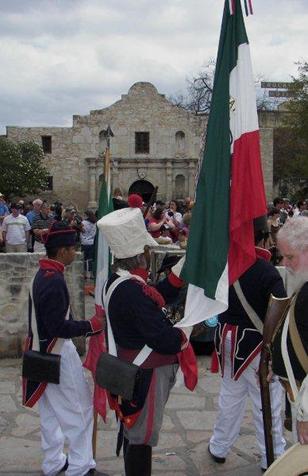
top-left (297, 420), bottom-right (308, 445)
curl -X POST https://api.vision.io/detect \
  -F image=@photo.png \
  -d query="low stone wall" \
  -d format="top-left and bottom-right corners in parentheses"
top-left (0, 252), bottom-right (85, 357)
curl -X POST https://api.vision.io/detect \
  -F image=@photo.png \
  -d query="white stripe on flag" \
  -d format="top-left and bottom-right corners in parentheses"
top-left (178, 264), bottom-right (229, 329)
top-left (229, 43), bottom-right (258, 150)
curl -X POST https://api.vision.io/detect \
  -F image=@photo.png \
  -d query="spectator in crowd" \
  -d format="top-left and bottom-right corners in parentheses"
top-left (157, 224), bottom-right (173, 245)
top-left (2, 203), bottom-right (31, 252)
top-left (294, 200), bottom-right (307, 217)
top-left (147, 207), bottom-right (176, 242)
top-left (273, 197), bottom-right (288, 225)
top-left (62, 207), bottom-right (83, 245)
top-left (32, 202), bottom-right (54, 252)
top-left (267, 207), bottom-right (282, 265)
top-left (178, 228), bottom-right (188, 249)
top-left (267, 207), bottom-right (281, 246)
top-left (80, 210), bottom-right (97, 279)
top-left (165, 200), bottom-right (183, 225)
top-left (182, 196), bottom-right (193, 214)
top-left (26, 198), bottom-right (43, 226)
top-left (52, 201), bottom-right (63, 222)
top-left (17, 200), bottom-right (25, 214)
top-left (112, 187), bottom-right (128, 210)
top-left (0, 193), bottom-right (9, 223)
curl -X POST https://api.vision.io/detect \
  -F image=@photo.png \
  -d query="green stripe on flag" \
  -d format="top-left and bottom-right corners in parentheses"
top-left (181, 0), bottom-right (249, 299)
top-left (93, 177), bottom-right (113, 281)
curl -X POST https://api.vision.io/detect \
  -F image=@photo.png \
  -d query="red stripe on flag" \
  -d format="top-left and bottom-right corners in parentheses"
top-left (228, 130), bottom-right (267, 284)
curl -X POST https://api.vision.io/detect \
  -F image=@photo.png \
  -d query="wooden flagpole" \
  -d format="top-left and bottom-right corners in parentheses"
top-left (92, 124), bottom-right (114, 460)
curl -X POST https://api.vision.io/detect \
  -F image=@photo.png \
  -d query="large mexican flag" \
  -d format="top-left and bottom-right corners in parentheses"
top-left (179, 0), bottom-right (267, 327)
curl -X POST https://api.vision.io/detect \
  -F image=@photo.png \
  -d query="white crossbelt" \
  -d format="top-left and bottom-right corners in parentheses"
top-left (103, 274), bottom-right (153, 366)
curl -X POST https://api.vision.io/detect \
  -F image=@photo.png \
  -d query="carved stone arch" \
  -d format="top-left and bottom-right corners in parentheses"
top-left (128, 180), bottom-right (155, 203)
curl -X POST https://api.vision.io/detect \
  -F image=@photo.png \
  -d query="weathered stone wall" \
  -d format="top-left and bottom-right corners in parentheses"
top-left (0, 252), bottom-right (85, 358)
top-left (6, 83), bottom-right (286, 209)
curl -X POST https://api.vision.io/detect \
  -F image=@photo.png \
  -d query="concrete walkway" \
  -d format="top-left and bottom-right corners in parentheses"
top-left (0, 354), bottom-right (292, 476)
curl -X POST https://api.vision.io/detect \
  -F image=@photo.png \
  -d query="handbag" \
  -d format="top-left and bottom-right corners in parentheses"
top-left (96, 352), bottom-right (142, 401)
top-left (95, 274), bottom-right (152, 401)
top-left (22, 350), bottom-right (61, 384)
top-left (22, 277), bottom-right (61, 384)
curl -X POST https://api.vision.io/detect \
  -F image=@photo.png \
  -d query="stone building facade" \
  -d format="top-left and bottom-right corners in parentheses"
top-left (6, 81), bottom-right (275, 210)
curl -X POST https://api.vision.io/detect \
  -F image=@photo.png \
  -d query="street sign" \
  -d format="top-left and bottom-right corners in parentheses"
top-left (261, 81), bottom-right (291, 89)
top-left (268, 90), bottom-right (294, 98)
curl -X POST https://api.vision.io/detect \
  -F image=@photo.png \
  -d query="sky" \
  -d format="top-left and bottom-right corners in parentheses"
top-left (0, 0), bottom-right (307, 134)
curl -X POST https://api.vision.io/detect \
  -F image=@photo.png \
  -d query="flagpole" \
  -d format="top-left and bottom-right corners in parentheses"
top-left (92, 124), bottom-right (114, 460)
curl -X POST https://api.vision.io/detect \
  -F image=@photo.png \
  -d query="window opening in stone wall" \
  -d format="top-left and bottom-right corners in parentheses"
top-left (175, 174), bottom-right (185, 199)
top-left (42, 176), bottom-right (53, 191)
top-left (135, 132), bottom-right (150, 154)
top-left (42, 136), bottom-right (52, 154)
top-left (175, 131), bottom-right (185, 155)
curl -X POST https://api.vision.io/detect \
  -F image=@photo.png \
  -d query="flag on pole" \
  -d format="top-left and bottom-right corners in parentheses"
top-left (179, 0), bottom-right (266, 327)
top-left (84, 139), bottom-right (113, 421)
top-left (94, 146), bottom-right (113, 305)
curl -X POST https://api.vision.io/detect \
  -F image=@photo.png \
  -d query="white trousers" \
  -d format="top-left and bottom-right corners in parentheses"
top-left (210, 335), bottom-right (286, 469)
top-left (39, 340), bottom-right (95, 476)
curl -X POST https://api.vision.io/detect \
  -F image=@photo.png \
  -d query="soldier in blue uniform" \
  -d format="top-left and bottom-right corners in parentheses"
top-left (22, 222), bottom-right (106, 476)
top-left (209, 217), bottom-right (286, 471)
top-left (98, 206), bottom-right (194, 476)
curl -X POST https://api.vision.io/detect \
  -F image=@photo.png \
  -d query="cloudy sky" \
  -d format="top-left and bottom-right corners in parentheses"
top-left (0, 0), bottom-right (307, 134)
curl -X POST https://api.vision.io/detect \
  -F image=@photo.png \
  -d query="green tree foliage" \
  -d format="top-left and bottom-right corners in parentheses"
top-left (278, 62), bottom-right (308, 179)
top-left (0, 138), bottom-right (49, 197)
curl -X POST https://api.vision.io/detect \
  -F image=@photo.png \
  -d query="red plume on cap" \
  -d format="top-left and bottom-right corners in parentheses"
top-left (128, 194), bottom-right (143, 209)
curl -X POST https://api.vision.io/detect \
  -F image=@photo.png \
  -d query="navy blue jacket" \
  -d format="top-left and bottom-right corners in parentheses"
top-left (216, 258), bottom-right (286, 379)
top-left (107, 272), bottom-right (183, 356)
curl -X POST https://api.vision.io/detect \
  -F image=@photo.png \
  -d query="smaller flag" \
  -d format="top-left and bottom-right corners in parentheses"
top-left (84, 142), bottom-right (113, 421)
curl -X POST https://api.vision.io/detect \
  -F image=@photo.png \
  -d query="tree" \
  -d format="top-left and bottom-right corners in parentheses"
top-left (170, 61), bottom-right (273, 114)
top-left (273, 62), bottom-right (308, 188)
top-left (169, 60), bottom-right (215, 114)
top-left (0, 138), bottom-right (49, 197)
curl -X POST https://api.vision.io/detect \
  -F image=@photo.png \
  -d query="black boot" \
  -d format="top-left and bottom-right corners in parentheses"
top-left (124, 444), bottom-right (152, 476)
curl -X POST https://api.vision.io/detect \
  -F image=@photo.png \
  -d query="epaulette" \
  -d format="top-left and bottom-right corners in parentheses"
top-left (140, 282), bottom-right (165, 308)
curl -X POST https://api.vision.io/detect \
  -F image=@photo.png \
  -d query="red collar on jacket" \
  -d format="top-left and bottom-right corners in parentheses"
top-left (130, 267), bottom-right (149, 282)
top-left (255, 246), bottom-right (271, 262)
top-left (39, 258), bottom-right (65, 273)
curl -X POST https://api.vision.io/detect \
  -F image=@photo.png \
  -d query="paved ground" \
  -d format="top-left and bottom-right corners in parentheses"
top-left (0, 293), bottom-right (293, 475)
top-left (0, 355), bottom-right (293, 476)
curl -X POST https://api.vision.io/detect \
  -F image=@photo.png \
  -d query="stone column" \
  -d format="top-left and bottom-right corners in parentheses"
top-left (86, 157), bottom-right (97, 209)
top-left (166, 160), bottom-right (173, 200)
top-left (188, 160), bottom-right (196, 198)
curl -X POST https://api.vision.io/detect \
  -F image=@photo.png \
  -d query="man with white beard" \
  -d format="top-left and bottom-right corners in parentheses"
top-left (271, 216), bottom-right (308, 445)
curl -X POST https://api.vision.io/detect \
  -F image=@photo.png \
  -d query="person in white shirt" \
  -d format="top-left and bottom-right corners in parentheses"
top-left (80, 210), bottom-right (97, 278)
top-left (165, 200), bottom-right (183, 225)
top-left (2, 203), bottom-right (31, 252)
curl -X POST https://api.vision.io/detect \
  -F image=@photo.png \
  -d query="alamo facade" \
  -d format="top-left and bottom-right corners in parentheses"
top-left (6, 82), bottom-right (275, 210)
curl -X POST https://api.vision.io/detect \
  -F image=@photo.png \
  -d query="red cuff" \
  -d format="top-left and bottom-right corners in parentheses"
top-left (168, 272), bottom-right (184, 288)
top-left (89, 316), bottom-right (103, 334)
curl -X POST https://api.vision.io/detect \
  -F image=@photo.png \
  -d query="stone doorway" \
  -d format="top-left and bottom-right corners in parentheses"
top-left (129, 180), bottom-right (155, 203)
